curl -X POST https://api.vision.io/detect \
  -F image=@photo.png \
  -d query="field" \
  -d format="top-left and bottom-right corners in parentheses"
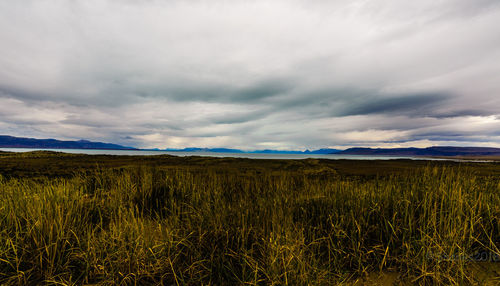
top-left (0, 151), bottom-right (499, 285)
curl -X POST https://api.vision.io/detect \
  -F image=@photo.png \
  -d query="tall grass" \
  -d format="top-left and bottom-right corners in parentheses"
top-left (0, 165), bottom-right (499, 284)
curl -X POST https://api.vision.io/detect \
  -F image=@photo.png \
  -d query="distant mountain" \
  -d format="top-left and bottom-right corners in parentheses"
top-left (160, 147), bottom-right (341, 154)
top-left (304, 148), bottom-right (342, 154)
top-left (162, 147), bottom-right (244, 153)
top-left (250, 149), bottom-right (304, 154)
top-left (339, 146), bottom-right (500, 156)
top-left (3, 135), bottom-right (498, 157)
top-left (0, 135), bottom-right (136, 150)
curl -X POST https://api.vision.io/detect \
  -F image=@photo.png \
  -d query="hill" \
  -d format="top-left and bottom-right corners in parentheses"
top-left (0, 135), bottom-right (136, 150)
top-left (339, 146), bottom-right (500, 156)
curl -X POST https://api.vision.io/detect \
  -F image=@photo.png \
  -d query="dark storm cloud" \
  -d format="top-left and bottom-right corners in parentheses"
top-left (264, 89), bottom-right (459, 120)
top-left (337, 93), bottom-right (449, 117)
top-left (164, 79), bottom-right (294, 103)
top-left (0, 87), bottom-right (52, 104)
top-left (427, 109), bottom-right (496, 119)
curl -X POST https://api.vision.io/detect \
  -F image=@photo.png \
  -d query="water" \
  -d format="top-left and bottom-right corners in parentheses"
top-left (0, 147), bottom-right (462, 161)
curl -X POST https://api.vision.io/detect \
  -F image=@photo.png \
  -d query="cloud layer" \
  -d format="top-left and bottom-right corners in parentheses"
top-left (1, 0), bottom-right (499, 149)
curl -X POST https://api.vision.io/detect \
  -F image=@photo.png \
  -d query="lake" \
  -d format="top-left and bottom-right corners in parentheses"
top-left (0, 147), bottom-right (457, 161)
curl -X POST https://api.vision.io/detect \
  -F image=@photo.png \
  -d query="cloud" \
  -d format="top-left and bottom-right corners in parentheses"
top-left (335, 93), bottom-right (448, 117)
top-left (0, 0), bottom-right (499, 149)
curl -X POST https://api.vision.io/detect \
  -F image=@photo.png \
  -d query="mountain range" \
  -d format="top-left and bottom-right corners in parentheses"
top-left (338, 146), bottom-right (500, 156)
top-left (1, 135), bottom-right (500, 156)
top-left (0, 135), bottom-right (136, 150)
top-left (144, 147), bottom-right (341, 154)
top-left (0, 135), bottom-right (339, 154)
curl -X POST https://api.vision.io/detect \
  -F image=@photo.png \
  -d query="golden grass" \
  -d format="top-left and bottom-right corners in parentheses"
top-left (0, 159), bottom-right (498, 285)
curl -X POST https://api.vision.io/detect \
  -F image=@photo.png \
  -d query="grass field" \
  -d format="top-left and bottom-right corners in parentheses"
top-left (0, 151), bottom-right (499, 285)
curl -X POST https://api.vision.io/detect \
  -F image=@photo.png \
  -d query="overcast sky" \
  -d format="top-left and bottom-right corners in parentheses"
top-left (1, 0), bottom-right (499, 150)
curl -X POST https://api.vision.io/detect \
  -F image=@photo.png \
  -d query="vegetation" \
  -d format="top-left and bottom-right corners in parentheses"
top-left (0, 151), bottom-right (499, 285)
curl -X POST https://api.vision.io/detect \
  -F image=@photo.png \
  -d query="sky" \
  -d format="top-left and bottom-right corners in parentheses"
top-left (1, 0), bottom-right (500, 150)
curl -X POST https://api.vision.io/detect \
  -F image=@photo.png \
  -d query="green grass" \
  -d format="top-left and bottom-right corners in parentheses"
top-left (0, 152), bottom-right (499, 284)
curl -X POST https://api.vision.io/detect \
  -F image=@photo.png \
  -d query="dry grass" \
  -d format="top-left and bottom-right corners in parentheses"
top-left (0, 154), bottom-right (499, 285)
